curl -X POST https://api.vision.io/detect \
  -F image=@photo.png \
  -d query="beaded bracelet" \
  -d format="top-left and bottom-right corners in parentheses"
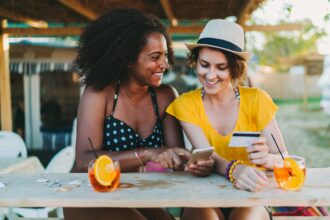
top-left (228, 160), bottom-right (244, 183)
top-left (225, 160), bottom-right (236, 180)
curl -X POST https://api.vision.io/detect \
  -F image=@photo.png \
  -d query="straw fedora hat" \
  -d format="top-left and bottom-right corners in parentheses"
top-left (185, 19), bottom-right (252, 61)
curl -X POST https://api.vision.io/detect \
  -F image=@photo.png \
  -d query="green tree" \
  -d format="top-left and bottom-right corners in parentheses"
top-left (250, 19), bottom-right (326, 71)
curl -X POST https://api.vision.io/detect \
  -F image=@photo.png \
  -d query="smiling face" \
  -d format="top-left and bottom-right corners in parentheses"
top-left (129, 32), bottom-right (169, 87)
top-left (196, 47), bottom-right (232, 95)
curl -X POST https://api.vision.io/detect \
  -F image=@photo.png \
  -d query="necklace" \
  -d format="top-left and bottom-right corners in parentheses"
top-left (201, 87), bottom-right (240, 101)
top-left (234, 87), bottom-right (240, 101)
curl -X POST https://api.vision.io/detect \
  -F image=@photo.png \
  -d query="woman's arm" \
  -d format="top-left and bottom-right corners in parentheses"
top-left (181, 121), bottom-right (268, 190)
top-left (247, 117), bottom-right (288, 170)
top-left (141, 85), bottom-right (189, 170)
top-left (160, 85), bottom-right (185, 148)
top-left (261, 117), bottom-right (289, 169)
top-left (74, 86), bottom-right (106, 172)
top-left (179, 121), bottom-right (215, 176)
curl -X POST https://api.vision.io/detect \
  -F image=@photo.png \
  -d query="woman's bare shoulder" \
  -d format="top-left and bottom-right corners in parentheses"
top-left (153, 85), bottom-right (178, 117)
top-left (154, 84), bottom-right (178, 103)
top-left (79, 85), bottom-right (116, 113)
top-left (82, 85), bottom-right (115, 101)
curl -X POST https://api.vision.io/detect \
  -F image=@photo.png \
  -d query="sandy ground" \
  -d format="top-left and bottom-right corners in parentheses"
top-left (276, 103), bottom-right (330, 168)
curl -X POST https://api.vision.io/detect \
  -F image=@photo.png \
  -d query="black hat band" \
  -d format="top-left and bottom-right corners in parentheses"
top-left (197, 38), bottom-right (242, 52)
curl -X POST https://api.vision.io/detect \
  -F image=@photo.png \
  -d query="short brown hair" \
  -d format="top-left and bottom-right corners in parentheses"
top-left (187, 47), bottom-right (247, 85)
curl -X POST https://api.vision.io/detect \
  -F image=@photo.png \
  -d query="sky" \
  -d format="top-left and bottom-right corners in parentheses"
top-left (250, 0), bottom-right (330, 54)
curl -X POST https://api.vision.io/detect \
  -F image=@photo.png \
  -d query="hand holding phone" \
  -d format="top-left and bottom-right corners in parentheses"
top-left (187, 147), bottom-right (214, 165)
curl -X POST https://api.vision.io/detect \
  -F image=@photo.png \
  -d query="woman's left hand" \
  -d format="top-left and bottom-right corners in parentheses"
top-left (185, 158), bottom-right (214, 177)
top-left (247, 136), bottom-right (269, 166)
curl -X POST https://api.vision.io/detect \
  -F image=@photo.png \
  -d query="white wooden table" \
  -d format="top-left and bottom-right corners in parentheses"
top-left (0, 156), bottom-right (44, 174)
top-left (0, 168), bottom-right (329, 208)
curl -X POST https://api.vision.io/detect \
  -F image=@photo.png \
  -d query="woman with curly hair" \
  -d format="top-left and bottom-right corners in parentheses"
top-left (64, 7), bottom-right (213, 220)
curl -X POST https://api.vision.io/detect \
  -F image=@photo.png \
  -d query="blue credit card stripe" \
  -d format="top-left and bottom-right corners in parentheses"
top-left (232, 133), bottom-right (260, 137)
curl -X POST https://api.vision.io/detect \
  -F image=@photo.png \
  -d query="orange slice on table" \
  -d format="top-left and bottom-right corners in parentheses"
top-left (94, 155), bottom-right (116, 186)
top-left (274, 157), bottom-right (305, 191)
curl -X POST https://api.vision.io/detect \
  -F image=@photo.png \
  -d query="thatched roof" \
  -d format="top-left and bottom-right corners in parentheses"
top-left (0, 0), bottom-right (264, 22)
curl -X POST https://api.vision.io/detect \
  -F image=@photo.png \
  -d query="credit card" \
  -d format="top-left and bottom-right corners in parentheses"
top-left (228, 132), bottom-right (261, 148)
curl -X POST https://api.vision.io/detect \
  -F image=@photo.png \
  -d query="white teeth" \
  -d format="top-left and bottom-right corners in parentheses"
top-left (154, 73), bottom-right (163, 77)
top-left (205, 80), bottom-right (219, 85)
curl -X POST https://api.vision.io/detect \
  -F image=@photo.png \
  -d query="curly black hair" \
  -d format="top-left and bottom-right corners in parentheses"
top-left (187, 47), bottom-right (247, 85)
top-left (75, 7), bottom-right (174, 90)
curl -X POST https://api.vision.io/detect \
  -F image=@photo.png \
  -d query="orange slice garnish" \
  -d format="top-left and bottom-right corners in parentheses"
top-left (94, 155), bottom-right (116, 186)
top-left (274, 158), bottom-right (305, 191)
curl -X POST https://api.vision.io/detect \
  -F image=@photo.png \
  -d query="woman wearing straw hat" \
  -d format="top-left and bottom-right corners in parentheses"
top-left (167, 19), bottom-right (288, 220)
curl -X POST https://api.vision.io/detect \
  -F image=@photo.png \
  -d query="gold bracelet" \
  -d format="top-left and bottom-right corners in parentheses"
top-left (229, 160), bottom-right (244, 183)
top-left (134, 151), bottom-right (143, 166)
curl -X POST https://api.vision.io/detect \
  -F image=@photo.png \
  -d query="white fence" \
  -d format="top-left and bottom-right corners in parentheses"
top-left (251, 73), bottom-right (322, 100)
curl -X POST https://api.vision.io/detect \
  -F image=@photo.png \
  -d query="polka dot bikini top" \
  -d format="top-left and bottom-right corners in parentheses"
top-left (102, 83), bottom-right (164, 152)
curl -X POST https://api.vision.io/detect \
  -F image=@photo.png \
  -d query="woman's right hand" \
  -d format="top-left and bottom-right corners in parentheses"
top-left (232, 164), bottom-right (268, 192)
top-left (144, 147), bottom-right (190, 170)
top-left (157, 147), bottom-right (191, 170)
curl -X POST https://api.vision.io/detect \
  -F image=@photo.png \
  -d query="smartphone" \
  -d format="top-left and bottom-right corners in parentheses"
top-left (228, 131), bottom-right (261, 148)
top-left (187, 147), bottom-right (214, 165)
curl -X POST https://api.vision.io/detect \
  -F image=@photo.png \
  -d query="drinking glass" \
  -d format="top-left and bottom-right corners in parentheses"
top-left (273, 155), bottom-right (306, 191)
top-left (290, 155), bottom-right (306, 175)
top-left (88, 158), bottom-right (121, 192)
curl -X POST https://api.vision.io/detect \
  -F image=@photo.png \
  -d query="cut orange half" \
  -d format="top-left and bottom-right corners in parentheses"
top-left (94, 155), bottom-right (116, 186)
top-left (274, 158), bottom-right (305, 191)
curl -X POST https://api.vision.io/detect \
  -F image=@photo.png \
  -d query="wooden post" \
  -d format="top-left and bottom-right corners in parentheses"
top-left (0, 19), bottom-right (12, 130)
top-left (302, 64), bottom-right (308, 110)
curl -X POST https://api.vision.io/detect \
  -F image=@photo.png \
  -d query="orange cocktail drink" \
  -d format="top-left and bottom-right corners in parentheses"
top-left (88, 155), bottom-right (121, 192)
top-left (274, 155), bottom-right (305, 191)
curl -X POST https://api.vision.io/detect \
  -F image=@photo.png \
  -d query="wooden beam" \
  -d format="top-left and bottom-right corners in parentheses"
top-left (1, 27), bottom-right (83, 36)
top-left (0, 20), bottom-right (12, 131)
top-left (58, 0), bottom-right (100, 20)
top-left (0, 6), bottom-right (48, 28)
top-left (1, 23), bottom-right (303, 36)
top-left (168, 25), bottom-right (203, 34)
top-left (237, 0), bottom-right (260, 26)
top-left (2, 26), bottom-right (199, 35)
top-left (2, 26), bottom-right (202, 36)
top-left (159, 0), bottom-right (178, 26)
